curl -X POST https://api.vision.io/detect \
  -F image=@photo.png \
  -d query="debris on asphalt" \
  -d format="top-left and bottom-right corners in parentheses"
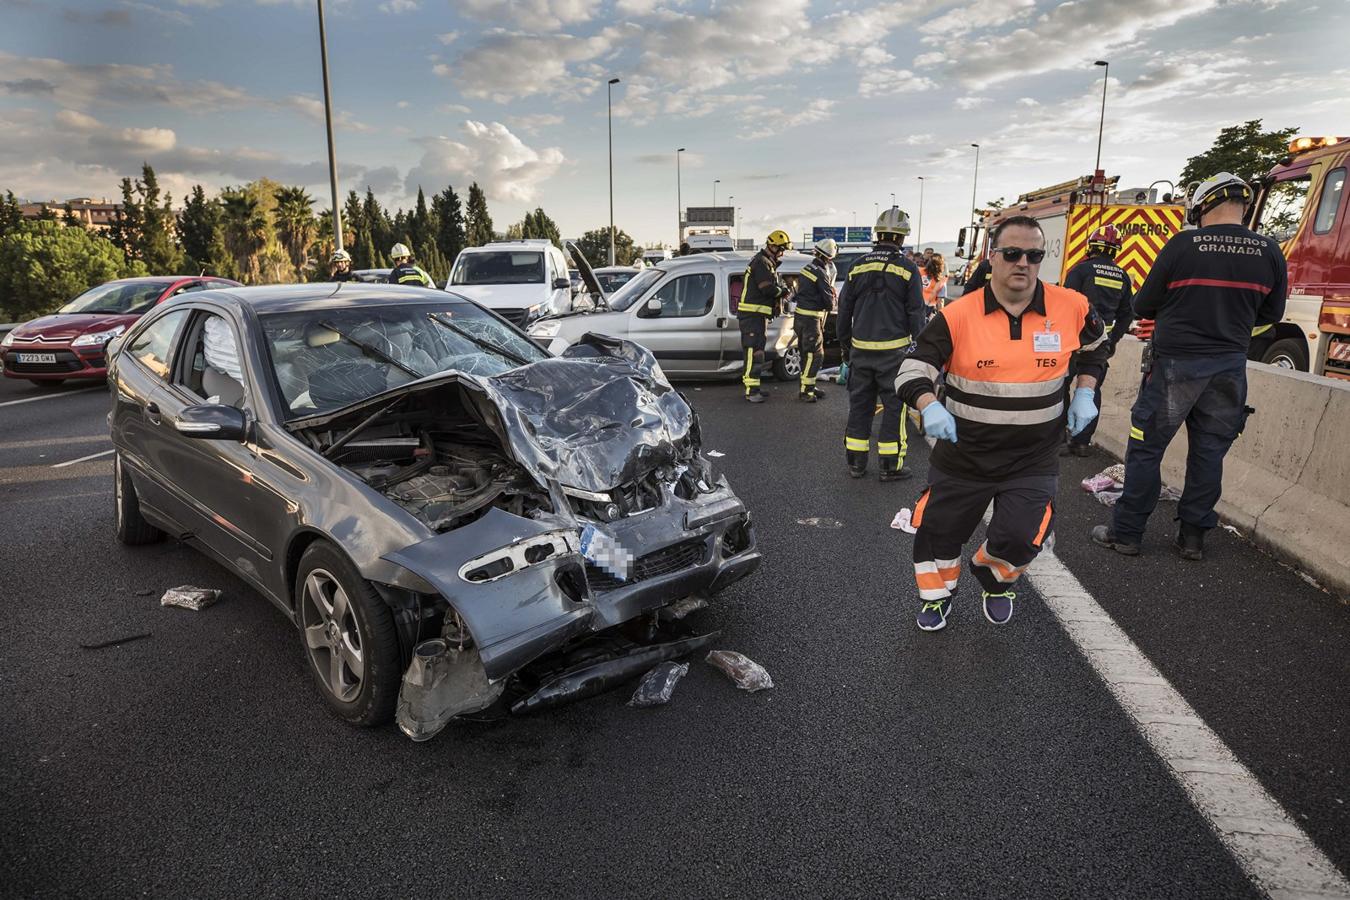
top-left (706, 650), bottom-right (773, 692)
top-left (1081, 465), bottom-right (1181, 507)
top-left (796, 517), bottom-right (842, 529)
top-left (662, 594), bottom-right (709, 620)
top-left (1222, 524), bottom-right (1243, 536)
top-left (628, 661), bottom-right (690, 708)
top-left (80, 632), bottom-right (152, 651)
top-left (134, 589), bottom-right (154, 597)
top-left (706, 450), bottom-right (725, 458)
top-left (160, 586), bottom-right (222, 611)
top-left (890, 509), bottom-right (917, 533)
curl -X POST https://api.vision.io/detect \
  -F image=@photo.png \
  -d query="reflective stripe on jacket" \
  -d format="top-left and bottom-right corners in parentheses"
top-left (739, 249), bottom-right (785, 317)
top-left (795, 259), bottom-right (836, 314)
top-left (1064, 253), bottom-right (1134, 345)
top-left (836, 244), bottom-right (925, 354)
top-left (388, 262), bottom-right (433, 287)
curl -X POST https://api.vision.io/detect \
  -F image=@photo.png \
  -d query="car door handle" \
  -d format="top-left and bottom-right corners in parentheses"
top-left (144, 402), bottom-right (161, 425)
top-left (716, 317), bottom-right (727, 328)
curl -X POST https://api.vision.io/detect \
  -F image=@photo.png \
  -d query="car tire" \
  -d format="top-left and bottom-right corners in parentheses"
top-left (295, 541), bottom-right (401, 727)
top-left (114, 452), bottom-right (164, 546)
top-left (1260, 337), bottom-right (1308, 372)
top-left (30, 379), bottom-right (64, 388)
top-left (772, 345), bottom-right (803, 382)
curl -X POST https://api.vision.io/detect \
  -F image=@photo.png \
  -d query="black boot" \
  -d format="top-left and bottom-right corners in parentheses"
top-left (1175, 521), bottom-right (1205, 561)
top-left (846, 450), bottom-right (867, 479)
top-left (879, 457), bottom-right (912, 482)
top-left (745, 388), bottom-right (767, 404)
top-left (798, 390), bottom-right (817, 403)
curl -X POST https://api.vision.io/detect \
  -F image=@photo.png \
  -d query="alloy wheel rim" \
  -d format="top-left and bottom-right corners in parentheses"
top-left (301, 568), bottom-right (364, 703)
top-left (783, 347), bottom-right (802, 377)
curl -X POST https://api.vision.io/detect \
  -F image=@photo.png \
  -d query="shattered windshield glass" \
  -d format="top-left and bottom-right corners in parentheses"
top-left (261, 301), bottom-right (548, 418)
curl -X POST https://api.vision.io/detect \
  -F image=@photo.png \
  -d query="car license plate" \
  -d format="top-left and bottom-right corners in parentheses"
top-left (16, 353), bottom-right (57, 364)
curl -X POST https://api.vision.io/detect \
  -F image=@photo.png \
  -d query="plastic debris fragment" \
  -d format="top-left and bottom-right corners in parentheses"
top-left (890, 509), bottom-right (917, 533)
top-left (706, 650), bottom-right (773, 692)
top-left (795, 517), bottom-right (842, 529)
top-left (1081, 465), bottom-right (1178, 507)
top-left (663, 594), bottom-right (709, 620)
top-left (706, 450), bottom-right (725, 458)
top-left (80, 632), bottom-right (152, 650)
top-left (160, 586), bottom-right (222, 611)
top-left (397, 639), bottom-right (503, 742)
top-left (628, 661), bottom-right (690, 708)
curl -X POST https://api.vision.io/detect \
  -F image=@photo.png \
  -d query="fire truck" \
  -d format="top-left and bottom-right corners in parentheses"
top-left (1247, 135), bottom-right (1349, 378)
top-left (955, 174), bottom-right (1187, 288)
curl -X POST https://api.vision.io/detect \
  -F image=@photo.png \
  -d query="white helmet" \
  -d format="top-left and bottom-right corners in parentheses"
top-left (1187, 172), bottom-right (1253, 225)
top-left (330, 249), bottom-right (351, 264)
top-left (813, 237), bottom-right (839, 259)
top-left (875, 206), bottom-right (912, 238)
top-left (390, 242), bottom-right (412, 261)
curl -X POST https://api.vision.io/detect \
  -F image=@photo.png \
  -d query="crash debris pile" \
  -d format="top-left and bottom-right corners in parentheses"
top-left (160, 586), bottom-right (222, 611)
top-left (1081, 464), bottom-right (1182, 507)
top-left (628, 662), bottom-right (690, 708)
top-left (706, 650), bottom-right (774, 692)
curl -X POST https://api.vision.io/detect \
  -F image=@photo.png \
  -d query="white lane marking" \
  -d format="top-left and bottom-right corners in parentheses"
top-left (0, 386), bottom-right (101, 408)
top-left (1028, 549), bottom-right (1350, 898)
top-left (51, 448), bottom-right (113, 468)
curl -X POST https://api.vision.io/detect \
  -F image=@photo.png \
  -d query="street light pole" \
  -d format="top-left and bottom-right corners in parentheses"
top-left (916, 176), bottom-right (925, 248)
top-left (607, 77), bottom-right (620, 266)
top-left (316, 0), bottom-right (343, 252)
top-left (727, 195), bottom-right (734, 244)
top-left (1093, 60), bottom-right (1109, 180)
top-left (675, 147), bottom-right (685, 248)
top-left (736, 207), bottom-right (741, 245)
top-left (713, 179), bottom-right (720, 206)
top-left (889, 192), bottom-right (896, 208)
top-left (970, 143), bottom-right (981, 233)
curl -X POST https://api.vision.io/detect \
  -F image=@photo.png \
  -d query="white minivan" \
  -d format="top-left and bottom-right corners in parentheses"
top-left (529, 249), bottom-right (834, 381)
top-left (446, 239), bottom-right (574, 328)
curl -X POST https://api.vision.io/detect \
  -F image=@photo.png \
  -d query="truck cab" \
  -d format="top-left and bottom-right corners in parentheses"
top-left (1249, 136), bottom-right (1350, 377)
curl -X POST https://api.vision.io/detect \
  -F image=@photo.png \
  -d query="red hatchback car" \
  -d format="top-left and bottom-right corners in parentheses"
top-left (1, 276), bottom-right (241, 386)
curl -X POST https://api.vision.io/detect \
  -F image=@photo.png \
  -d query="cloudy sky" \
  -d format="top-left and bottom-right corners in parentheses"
top-left (1, 0), bottom-right (1346, 249)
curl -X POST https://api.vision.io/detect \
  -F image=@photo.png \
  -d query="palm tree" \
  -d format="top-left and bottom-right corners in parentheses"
top-left (274, 185), bottom-right (315, 280)
top-left (219, 189), bottom-right (268, 284)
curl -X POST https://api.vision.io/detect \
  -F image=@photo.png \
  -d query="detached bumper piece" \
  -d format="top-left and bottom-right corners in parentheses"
top-left (396, 640), bottom-right (504, 742)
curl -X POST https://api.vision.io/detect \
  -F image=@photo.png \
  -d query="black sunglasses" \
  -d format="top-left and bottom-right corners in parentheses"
top-left (993, 246), bottom-right (1046, 264)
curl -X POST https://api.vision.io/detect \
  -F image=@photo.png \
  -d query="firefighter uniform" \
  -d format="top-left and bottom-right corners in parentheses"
top-left (896, 283), bottom-right (1108, 605)
top-left (738, 248), bottom-right (787, 399)
top-left (793, 257), bottom-right (835, 399)
top-left (388, 261), bottom-right (434, 287)
top-left (1062, 250), bottom-right (1134, 449)
top-left (837, 244), bottom-right (926, 478)
top-left (961, 257), bottom-right (991, 296)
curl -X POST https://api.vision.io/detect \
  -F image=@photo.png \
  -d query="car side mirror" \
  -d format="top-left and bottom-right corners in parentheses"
top-left (552, 277), bottom-right (571, 290)
top-left (175, 404), bottom-right (249, 442)
top-left (638, 296), bottom-right (663, 318)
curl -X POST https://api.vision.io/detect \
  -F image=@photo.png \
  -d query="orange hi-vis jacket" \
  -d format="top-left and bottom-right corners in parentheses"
top-left (895, 281), bottom-right (1108, 481)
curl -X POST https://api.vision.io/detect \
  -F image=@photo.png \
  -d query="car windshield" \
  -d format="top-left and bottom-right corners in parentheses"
top-left (596, 271), bottom-right (637, 292)
top-left (261, 301), bottom-right (549, 419)
top-left (605, 267), bottom-right (665, 311)
top-left (451, 251), bottom-right (545, 285)
top-left (59, 282), bottom-right (167, 315)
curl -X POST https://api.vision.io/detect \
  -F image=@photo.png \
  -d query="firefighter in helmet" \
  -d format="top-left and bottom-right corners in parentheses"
top-left (738, 230), bottom-right (793, 403)
top-left (329, 249), bottom-right (354, 282)
top-left (387, 243), bottom-right (434, 287)
top-left (794, 237), bottom-right (838, 402)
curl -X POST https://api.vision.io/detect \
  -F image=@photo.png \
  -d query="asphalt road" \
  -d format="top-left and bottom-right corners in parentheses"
top-left (1, 372), bottom-right (1347, 898)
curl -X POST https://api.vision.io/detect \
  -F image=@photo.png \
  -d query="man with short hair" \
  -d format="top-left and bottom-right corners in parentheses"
top-left (738, 230), bottom-right (793, 403)
top-left (1092, 173), bottom-right (1287, 561)
top-left (896, 215), bottom-right (1108, 630)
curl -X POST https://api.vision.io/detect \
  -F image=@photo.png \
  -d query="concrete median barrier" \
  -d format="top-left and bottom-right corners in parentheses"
top-left (1096, 337), bottom-right (1350, 599)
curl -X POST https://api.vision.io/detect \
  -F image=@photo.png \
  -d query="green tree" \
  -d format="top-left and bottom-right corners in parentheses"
top-left (431, 185), bottom-right (466, 264)
top-left (274, 185), bottom-right (316, 280)
top-left (464, 182), bottom-right (493, 246)
top-left (219, 188), bottom-right (268, 283)
top-left (1179, 119), bottom-right (1298, 190)
top-left (361, 187), bottom-right (394, 260)
top-left (0, 191), bottom-right (24, 238)
top-left (574, 226), bottom-right (638, 267)
top-left (0, 220), bottom-right (146, 321)
top-left (107, 176), bottom-right (142, 260)
top-left (342, 190), bottom-right (363, 256)
top-left (178, 185), bottom-right (222, 274)
top-left (62, 204), bottom-right (81, 228)
top-left (137, 164), bottom-right (184, 273)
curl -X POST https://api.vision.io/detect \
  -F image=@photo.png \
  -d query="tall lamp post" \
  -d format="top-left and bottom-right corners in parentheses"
top-left (727, 195), bottom-right (734, 244)
top-left (316, 0), bottom-right (342, 252)
top-left (736, 207), bottom-right (741, 245)
top-left (713, 179), bottom-right (720, 206)
top-left (916, 175), bottom-right (926, 248)
top-left (675, 147), bottom-right (685, 247)
top-left (889, 192), bottom-right (896, 207)
top-left (607, 77), bottom-right (620, 266)
top-left (970, 143), bottom-right (981, 235)
top-left (1093, 60), bottom-right (1109, 182)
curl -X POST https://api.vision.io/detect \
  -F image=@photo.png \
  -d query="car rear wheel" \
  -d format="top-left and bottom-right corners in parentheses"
top-left (1260, 337), bottom-right (1308, 372)
top-left (296, 542), bottom-right (401, 726)
top-left (772, 345), bottom-right (803, 382)
top-left (114, 452), bottom-right (164, 546)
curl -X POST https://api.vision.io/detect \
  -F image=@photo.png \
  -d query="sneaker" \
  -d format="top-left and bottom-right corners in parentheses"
top-left (1090, 524), bottom-right (1140, 556)
top-left (982, 590), bottom-right (1015, 625)
top-left (917, 598), bottom-right (952, 631)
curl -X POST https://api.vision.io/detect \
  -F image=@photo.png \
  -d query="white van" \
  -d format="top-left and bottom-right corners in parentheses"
top-left (446, 239), bottom-right (573, 328)
top-left (684, 233), bottom-right (735, 254)
top-left (528, 249), bottom-right (834, 381)
top-left (641, 248), bottom-right (673, 266)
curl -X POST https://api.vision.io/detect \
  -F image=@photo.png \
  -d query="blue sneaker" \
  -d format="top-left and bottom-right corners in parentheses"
top-left (917, 598), bottom-right (952, 631)
top-left (982, 590), bottom-right (1015, 625)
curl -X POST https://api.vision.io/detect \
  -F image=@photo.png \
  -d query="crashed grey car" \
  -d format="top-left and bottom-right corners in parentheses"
top-left (107, 284), bottom-right (760, 738)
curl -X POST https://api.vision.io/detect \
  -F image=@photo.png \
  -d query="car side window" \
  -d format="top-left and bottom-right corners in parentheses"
top-left (169, 281), bottom-right (205, 296)
top-left (729, 273), bottom-right (743, 315)
top-left (206, 280), bottom-right (236, 290)
top-left (126, 309), bottom-right (189, 380)
top-left (175, 312), bottom-right (249, 409)
top-left (1313, 168), bottom-right (1345, 235)
top-left (650, 272), bottom-right (715, 318)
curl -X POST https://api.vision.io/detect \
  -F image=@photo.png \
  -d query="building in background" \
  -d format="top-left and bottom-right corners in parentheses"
top-left (19, 197), bottom-right (121, 232)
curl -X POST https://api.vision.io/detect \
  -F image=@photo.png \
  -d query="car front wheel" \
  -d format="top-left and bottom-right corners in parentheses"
top-left (114, 452), bottom-right (163, 546)
top-left (296, 542), bottom-right (401, 726)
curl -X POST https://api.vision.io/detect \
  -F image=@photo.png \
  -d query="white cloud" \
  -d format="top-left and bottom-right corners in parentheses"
top-left (509, 112), bottom-right (564, 134)
top-left (405, 121), bottom-right (565, 203)
top-left (0, 51), bottom-right (253, 111)
top-left (955, 96), bottom-right (990, 110)
top-left (442, 28), bottom-right (626, 102)
top-left (437, 31), bottom-right (459, 44)
top-left (742, 98), bottom-right (834, 140)
top-left (439, 103), bottom-right (472, 114)
top-left (123, 2), bottom-right (193, 25)
top-left (1017, 97), bottom-right (1040, 107)
top-left (377, 0), bottom-right (418, 12)
top-left (54, 109), bottom-right (100, 130)
top-left (283, 94), bottom-right (370, 131)
top-left (457, 0), bottom-right (600, 31)
top-left (920, 0), bottom-right (1035, 39)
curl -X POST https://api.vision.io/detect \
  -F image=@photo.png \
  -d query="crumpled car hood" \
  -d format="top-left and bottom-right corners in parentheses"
top-left (290, 333), bottom-right (698, 493)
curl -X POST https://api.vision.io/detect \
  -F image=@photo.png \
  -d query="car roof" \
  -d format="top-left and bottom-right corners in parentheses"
top-left (656, 251), bottom-right (809, 272)
top-left (595, 266), bottom-right (640, 274)
top-left (177, 283), bottom-right (472, 315)
top-left (463, 241), bottom-right (551, 251)
top-left (106, 276), bottom-right (192, 286)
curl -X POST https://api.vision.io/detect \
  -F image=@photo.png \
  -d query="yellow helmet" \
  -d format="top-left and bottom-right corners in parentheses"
top-left (766, 229), bottom-right (792, 249)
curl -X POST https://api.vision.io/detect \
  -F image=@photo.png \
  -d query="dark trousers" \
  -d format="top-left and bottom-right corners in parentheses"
top-left (794, 314), bottom-right (824, 394)
top-left (739, 315), bottom-right (768, 396)
top-left (1067, 361), bottom-right (1109, 447)
top-left (1112, 354), bottom-right (1248, 541)
top-left (845, 348), bottom-right (908, 463)
top-left (912, 469), bottom-right (1056, 598)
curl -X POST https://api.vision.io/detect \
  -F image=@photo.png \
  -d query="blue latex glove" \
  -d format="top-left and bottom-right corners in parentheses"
top-left (837, 362), bottom-right (849, 385)
top-left (1067, 387), bottom-right (1098, 436)
top-left (921, 402), bottom-right (958, 443)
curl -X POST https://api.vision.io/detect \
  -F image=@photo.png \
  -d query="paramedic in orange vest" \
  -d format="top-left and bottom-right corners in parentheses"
top-left (895, 215), bottom-right (1109, 631)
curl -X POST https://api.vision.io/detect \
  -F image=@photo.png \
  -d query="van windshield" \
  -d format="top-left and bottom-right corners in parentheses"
top-left (451, 251), bottom-right (544, 285)
top-left (607, 268), bottom-right (665, 311)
